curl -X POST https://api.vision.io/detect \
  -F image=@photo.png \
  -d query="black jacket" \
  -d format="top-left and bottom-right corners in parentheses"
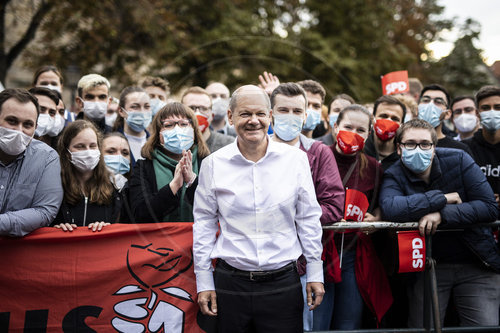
top-left (463, 130), bottom-right (500, 197)
top-left (128, 158), bottom-right (200, 223)
top-left (364, 132), bottom-right (400, 172)
top-left (53, 190), bottom-right (122, 226)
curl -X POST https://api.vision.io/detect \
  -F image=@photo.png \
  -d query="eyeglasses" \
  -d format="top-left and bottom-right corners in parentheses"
top-left (188, 105), bottom-right (211, 113)
top-left (400, 141), bottom-right (434, 150)
top-left (419, 96), bottom-right (448, 108)
top-left (162, 119), bottom-right (192, 130)
top-left (452, 106), bottom-right (476, 116)
top-left (479, 104), bottom-right (500, 111)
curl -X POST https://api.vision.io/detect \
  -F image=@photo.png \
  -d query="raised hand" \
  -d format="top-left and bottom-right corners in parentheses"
top-left (258, 71), bottom-right (280, 96)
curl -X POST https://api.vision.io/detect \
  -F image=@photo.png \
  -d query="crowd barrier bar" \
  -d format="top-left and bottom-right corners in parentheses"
top-left (315, 220), bottom-right (500, 333)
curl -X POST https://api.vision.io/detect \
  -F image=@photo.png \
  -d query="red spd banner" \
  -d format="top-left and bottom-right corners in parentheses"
top-left (398, 230), bottom-right (426, 273)
top-left (344, 189), bottom-right (369, 222)
top-left (381, 70), bottom-right (409, 95)
top-left (0, 223), bottom-right (209, 332)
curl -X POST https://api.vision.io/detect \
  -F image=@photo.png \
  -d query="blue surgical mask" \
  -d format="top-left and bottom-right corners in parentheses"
top-left (418, 102), bottom-right (443, 128)
top-left (150, 98), bottom-right (167, 116)
top-left (480, 110), bottom-right (500, 132)
top-left (329, 113), bottom-right (339, 128)
top-left (401, 147), bottom-right (433, 174)
top-left (273, 113), bottom-right (304, 141)
top-left (124, 109), bottom-right (152, 132)
top-left (162, 126), bottom-right (194, 154)
top-left (104, 154), bottom-right (130, 175)
top-left (303, 108), bottom-right (321, 131)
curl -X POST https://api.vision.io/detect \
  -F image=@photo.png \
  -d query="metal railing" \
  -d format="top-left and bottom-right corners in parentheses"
top-left (314, 220), bottom-right (500, 333)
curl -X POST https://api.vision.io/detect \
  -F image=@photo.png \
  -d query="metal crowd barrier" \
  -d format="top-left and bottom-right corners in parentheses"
top-left (314, 220), bottom-right (500, 333)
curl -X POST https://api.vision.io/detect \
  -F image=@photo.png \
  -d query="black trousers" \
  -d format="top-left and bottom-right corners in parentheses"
top-left (214, 261), bottom-right (303, 333)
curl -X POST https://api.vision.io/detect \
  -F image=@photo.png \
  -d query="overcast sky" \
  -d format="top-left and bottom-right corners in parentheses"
top-left (428, 0), bottom-right (499, 65)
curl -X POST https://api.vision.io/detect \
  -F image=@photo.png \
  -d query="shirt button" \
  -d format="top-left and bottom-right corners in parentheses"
top-left (0, 185), bottom-right (4, 190)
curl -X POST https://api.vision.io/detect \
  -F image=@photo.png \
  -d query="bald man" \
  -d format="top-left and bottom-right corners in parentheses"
top-left (193, 85), bottom-right (325, 332)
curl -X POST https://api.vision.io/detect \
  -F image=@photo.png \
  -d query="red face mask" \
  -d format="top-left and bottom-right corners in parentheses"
top-left (196, 113), bottom-right (209, 133)
top-left (336, 130), bottom-right (365, 154)
top-left (374, 118), bottom-right (400, 141)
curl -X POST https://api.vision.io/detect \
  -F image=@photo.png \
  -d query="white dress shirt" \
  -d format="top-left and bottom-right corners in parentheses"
top-left (193, 137), bottom-right (323, 293)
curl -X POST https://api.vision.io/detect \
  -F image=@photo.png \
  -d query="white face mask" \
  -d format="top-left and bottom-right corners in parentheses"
top-left (47, 114), bottom-right (65, 137)
top-left (0, 126), bottom-right (33, 156)
top-left (82, 100), bottom-right (107, 120)
top-left (35, 114), bottom-right (55, 137)
top-left (69, 149), bottom-right (101, 172)
top-left (453, 113), bottom-right (477, 133)
top-left (105, 112), bottom-right (118, 127)
top-left (39, 84), bottom-right (61, 93)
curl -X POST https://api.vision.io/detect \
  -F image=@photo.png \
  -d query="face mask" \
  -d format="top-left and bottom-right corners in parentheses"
top-left (47, 114), bottom-right (65, 137)
top-left (453, 113), bottom-right (478, 133)
top-left (69, 149), bottom-right (101, 172)
top-left (196, 112), bottom-right (209, 133)
top-left (303, 108), bottom-right (321, 131)
top-left (336, 130), bottom-right (365, 154)
top-left (418, 102), bottom-right (443, 128)
top-left (124, 110), bottom-right (152, 132)
top-left (401, 147), bottom-right (433, 174)
top-left (0, 126), bottom-right (32, 155)
top-left (162, 126), bottom-right (194, 154)
top-left (104, 154), bottom-right (130, 175)
top-left (480, 110), bottom-right (500, 132)
top-left (82, 100), bottom-right (107, 120)
top-left (39, 84), bottom-right (61, 93)
top-left (329, 113), bottom-right (339, 128)
top-left (35, 114), bottom-right (55, 137)
top-left (212, 99), bottom-right (229, 122)
top-left (374, 119), bottom-right (400, 141)
top-left (150, 98), bottom-right (167, 116)
top-left (105, 112), bottom-right (118, 127)
top-left (404, 115), bottom-right (412, 123)
top-left (273, 113), bottom-right (303, 141)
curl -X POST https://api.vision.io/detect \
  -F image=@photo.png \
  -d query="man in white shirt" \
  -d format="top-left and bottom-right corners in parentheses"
top-left (193, 85), bottom-right (324, 332)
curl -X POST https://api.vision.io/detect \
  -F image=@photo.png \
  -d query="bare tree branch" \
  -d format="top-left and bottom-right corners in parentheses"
top-left (6, 0), bottom-right (54, 68)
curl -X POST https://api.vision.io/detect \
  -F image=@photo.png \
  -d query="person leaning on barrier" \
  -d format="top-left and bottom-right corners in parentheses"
top-left (128, 102), bottom-right (209, 223)
top-left (270, 82), bottom-right (344, 331)
top-left (313, 104), bottom-right (388, 331)
top-left (52, 120), bottom-right (122, 232)
top-left (379, 118), bottom-right (500, 328)
top-left (193, 85), bottom-right (324, 332)
top-left (0, 88), bottom-right (63, 237)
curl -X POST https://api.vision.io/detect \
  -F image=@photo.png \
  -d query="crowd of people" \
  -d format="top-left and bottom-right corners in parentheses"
top-left (0, 65), bottom-right (499, 332)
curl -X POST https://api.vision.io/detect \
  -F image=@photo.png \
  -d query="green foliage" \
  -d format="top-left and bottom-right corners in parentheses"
top-left (2, 0), bottom-right (472, 103)
top-left (428, 19), bottom-right (498, 97)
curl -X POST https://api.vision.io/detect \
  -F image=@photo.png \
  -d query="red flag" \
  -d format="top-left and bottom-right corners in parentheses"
top-left (397, 230), bottom-right (426, 273)
top-left (381, 70), bottom-right (409, 95)
top-left (0, 223), bottom-right (210, 332)
top-left (344, 188), bottom-right (369, 222)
